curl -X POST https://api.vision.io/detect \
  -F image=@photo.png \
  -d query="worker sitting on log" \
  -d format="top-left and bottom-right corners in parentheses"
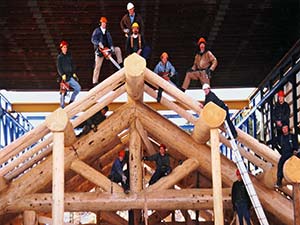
top-left (109, 150), bottom-right (130, 194)
top-left (268, 122), bottom-right (299, 188)
top-left (143, 144), bottom-right (172, 185)
top-left (76, 106), bottom-right (109, 137)
top-left (154, 52), bottom-right (178, 102)
top-left (200, 83), bottom-right (238, 139)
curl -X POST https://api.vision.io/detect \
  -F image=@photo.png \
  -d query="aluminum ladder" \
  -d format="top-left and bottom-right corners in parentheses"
top-left (225, 121), bottom-right (269, 225)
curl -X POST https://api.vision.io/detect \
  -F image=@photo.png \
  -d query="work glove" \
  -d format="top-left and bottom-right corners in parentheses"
top-left (72, 73), bottom-right (79, 81)
top-left (110, 46), bottom-right (115, 54)
top-left (98, 42), bottom-right (104, 49)
top-left (123, 28), bottom-right (130, 34)
top-left (142, 156), bottom-right (148, 161)
top-left (122, 174), bottom-right (127, 183)
top-left (62, 74), bottom-right (67, 81)
top-left (206, 69), bottom-right (213, 79)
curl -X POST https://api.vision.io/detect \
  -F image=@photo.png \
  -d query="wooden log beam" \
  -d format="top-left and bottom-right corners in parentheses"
top-left (136, 118), bottom-right (156, 155)
top-left (146, 158), bottom-right (200, 191)
top-left (293, 183), bottom-right (300, 225)
top-left (7, 189), bottom-right (232, 213)
top-left (24, 210), bottom-right (37, 225)
top-left (144, 68), bottom-right (202, 115)
top-left (0, 103), bottom-right (133, 215)
top-left (45, 109), bottom-right (66, 225)
top-left (192, 102), bottom-right (226, 144)
top-left (284, 156), bottom-right (300, 183)
top-left (70, 159), bottom-right (123, 193)
top-left (124, 53), bottom-right (146, 101)
top-left (135, 101), bottom-right (294, 224)
top-left (210, 128), bottom-right (224, 225)
top-left (100, 211), bottom-right (128, 225)
top-left (144, 85), bottom-right (197, 124)
top-left (236, 128), bottom-right (280, 165)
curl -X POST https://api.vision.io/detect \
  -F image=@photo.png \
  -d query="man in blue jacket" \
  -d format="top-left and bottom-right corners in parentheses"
top-left (91, 17), bottom-right (123, 86)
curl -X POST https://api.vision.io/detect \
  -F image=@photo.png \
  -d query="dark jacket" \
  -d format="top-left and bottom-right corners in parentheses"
top-left (91, 27), bottom-right (114, 57)
top-left (204, 91), bottom-right (227, 110)
top-left (231, 180), bottom-right (251, 210)
top-left (57, 52), bottom-right (76, 81)
top-left (110, 158), bottom-right (125, 177)
top-left (273, 101), bottom-right (290, 124)
top-left (125, 34), bottom-right (145, 55)
top-left (271, 133), bottom-right (298, 156)
top-left (145, 153), bottom-right (170, 170)
top-left (120, 12), bottom-right (144, 34)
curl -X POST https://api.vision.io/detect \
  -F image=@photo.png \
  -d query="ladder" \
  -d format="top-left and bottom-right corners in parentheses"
top-left (224, 121), bottom-right (269, 225)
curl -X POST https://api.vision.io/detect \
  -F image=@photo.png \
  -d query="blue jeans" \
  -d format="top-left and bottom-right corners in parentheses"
top-left (60, 77), bottom-right (81, 108)
top-left (236, 202), bottom-right (251, 225)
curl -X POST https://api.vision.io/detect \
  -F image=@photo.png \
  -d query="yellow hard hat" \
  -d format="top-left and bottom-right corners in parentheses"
top-left (131, 22), bottom-right (139, 28)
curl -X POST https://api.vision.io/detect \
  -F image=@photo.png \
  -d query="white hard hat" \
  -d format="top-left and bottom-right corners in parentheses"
top-left (127, 2), bottom-right (134, 10)
top-left (202, 83), bottom-right (210, 90)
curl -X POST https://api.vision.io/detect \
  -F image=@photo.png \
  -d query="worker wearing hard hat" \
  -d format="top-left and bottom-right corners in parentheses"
top-left (91, 17), bottom-right (123, 86)
top-left (181, 37), bottom-right (218, 92)
top-left (125, 22), bottom-right (151, 59)
top-left (56, 40), bottom-right (81, 108)
top-left (272, 90), bottom-right (290, 138)
top-left (120, 2), bottom-right (144, 37)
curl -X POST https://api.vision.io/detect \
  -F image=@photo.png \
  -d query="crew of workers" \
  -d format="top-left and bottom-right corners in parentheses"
top-left (55, 3), bottom-right (299, 221)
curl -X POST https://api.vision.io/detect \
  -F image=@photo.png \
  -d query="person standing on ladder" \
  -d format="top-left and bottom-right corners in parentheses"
top-left (231, 169), bottom-right (252, 225)
top-left (56, 40), bottom-right (81, 108)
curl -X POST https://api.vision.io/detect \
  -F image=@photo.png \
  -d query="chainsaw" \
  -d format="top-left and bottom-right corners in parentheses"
top-left (99, 47), bottom-right (121, 70)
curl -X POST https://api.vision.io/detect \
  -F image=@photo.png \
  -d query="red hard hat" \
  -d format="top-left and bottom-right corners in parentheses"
top-left (236, 169), bottom-right (241, 176)
top-left (118, 150), bottom-right (125, 158)
top-left (59, 40), bottom-right (68, 48)
top-left (160, 144), bottom-right (166, 149)
top-left (277, 90), bottom-right (284, 97)
top-left (197, 37), bottom-right (207, 45)
top-left (100, 16), bottom-right (108, 23)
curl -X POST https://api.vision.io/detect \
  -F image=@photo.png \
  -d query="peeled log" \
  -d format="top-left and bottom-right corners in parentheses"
top-left (124, 53), bottom-right (146, 101)
top-left (257, 167), bottom-right (277, 189)
top-left (192, 102), bottom-right (226, 144)
top-left (284, 156), bottom-right (300, 183)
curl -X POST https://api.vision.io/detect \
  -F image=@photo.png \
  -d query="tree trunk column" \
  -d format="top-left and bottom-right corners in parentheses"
top-left (211, 128), bottom-right (224, 225)
top-left (45, 108), bottom-right (69, 225)
top-left (24, 210), bottom-right (38, 225)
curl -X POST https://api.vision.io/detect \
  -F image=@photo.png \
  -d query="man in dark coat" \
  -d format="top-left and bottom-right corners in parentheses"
top-left (110, 150), bottom-right (129, 193)
top-left (272, 90), bottom-right (290, 137)
top-left (120, 2), bottom-right (144, 37)
top-left (56, 40), bottom-right (81, 108)
top-left (143, 144), bottom-right (172, 185)
top-left (201, 83), bottom-right (237, 139)
top-left (231, 169), bottom-right (252, 225)
top-left (271, 123), bottom-right (299, 187)
top-left (76, 106), bottom-right (109, 137)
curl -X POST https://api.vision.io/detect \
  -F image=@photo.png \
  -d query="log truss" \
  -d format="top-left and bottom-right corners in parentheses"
top-left (0, 54), bottom-right (297, 225)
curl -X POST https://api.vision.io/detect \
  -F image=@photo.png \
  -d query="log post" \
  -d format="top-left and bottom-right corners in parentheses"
top-left (124, 53), bottom-right (146, 101)
top-left (24, 210), bottom-right (38, 225)
top-left (293, 183), bottom-right (300, 225)
top-left (211, 128), bottom-right (224, 225)
top-left (192, 102), bottom-right (226, 144)
top-left (45, 108), bottom-right (68, 225)
top-left (129, 119), bottom-right (143, 225)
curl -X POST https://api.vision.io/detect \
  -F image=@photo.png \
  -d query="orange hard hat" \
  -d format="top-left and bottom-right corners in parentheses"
top-left (59, 40), bottom-right (68, 48)
top-left (236, 169), bottom-right (241, 176)
top-left (118, 150), bottom-right (125, 158)
top-left (160, 52), bottom-right (168, 59)
top-left (197, 37), bottom-right (207, 45)
top-left (100, 17), bottom-right (108, 23)
top-left (277, 90), bottom-right (284, 97)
